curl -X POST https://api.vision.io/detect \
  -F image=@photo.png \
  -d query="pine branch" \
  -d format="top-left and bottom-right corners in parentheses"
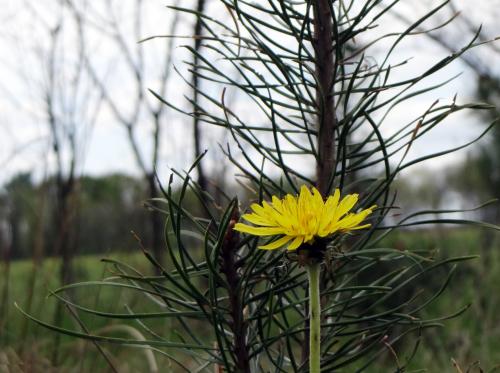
top-left (219, 203), bottom-right (251, 373)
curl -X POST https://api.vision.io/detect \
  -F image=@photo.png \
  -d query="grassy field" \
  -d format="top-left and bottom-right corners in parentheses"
top-left (383, 228), bottom-right (500, 372)
top-left (1, 228), bottom-right (499, 372)
top-left (0, 252), bottom-right (172, 372)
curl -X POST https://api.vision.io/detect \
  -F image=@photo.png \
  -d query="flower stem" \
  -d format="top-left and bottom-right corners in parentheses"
top-left (307, 262), bottom-right (321, 373)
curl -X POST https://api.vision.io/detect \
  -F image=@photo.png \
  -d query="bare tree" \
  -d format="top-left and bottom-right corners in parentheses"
top-left (0, 1), bottom-right (104, 364)
top-left (430, 1), bottom-right (500, 221)
top-left (0, 0), bottom-right (102, 284)
top-left (394, 0), bottom-right (499, 77)
top-left (65, 0), bottom-right (182, 265)
top-left (45, 23), bottom-right (102, 286)
top-left (392, 1), bottom-right (500, 222)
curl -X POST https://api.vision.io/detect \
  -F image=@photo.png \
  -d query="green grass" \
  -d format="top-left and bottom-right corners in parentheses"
top-left (1, 228), bottom-right (499, 372)
top-left (382, 228), bottom-right (500, 371)
top-left (0, 252), bottom-right (174, 372)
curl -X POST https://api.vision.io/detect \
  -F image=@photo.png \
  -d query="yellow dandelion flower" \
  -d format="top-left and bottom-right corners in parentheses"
top-left (234, 185), bottom-right (376, 251)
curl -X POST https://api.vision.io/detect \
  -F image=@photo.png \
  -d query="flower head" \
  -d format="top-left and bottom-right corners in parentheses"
top-left (234, 185), bottom-right (376, 251)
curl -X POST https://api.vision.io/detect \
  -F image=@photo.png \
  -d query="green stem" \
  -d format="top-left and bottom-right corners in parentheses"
top-left (307, 262), bottom-right (321, 373)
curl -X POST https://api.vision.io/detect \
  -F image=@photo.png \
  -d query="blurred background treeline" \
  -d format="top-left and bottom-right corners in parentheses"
top-left (0, 173), bottom-right (149, 260)
top-left (0, 0), bottom-right (499, 371)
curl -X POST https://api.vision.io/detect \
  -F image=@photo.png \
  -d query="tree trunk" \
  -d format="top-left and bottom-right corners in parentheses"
top-left (57, 179), bottom-right (76, 285)
top-left (192, 0), bottom-right (208, 192)
top-left (52, 176), bottom-right (76, 365)
top-left (147, 173), bottom-right (163, 267)
top-left (0, 242), bottom-right (11, 346)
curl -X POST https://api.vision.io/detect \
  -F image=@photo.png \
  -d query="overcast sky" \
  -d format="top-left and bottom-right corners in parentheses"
top-left (0, 0), bottom-right (498, 187)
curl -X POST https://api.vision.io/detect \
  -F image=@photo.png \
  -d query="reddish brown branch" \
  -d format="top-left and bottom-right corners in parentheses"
top-left (313, 0), bottom-right (336, 196)
top-left (219, 205), bottom-right (250, 373)
top-left (302, 0), bottom-right (337, 365)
